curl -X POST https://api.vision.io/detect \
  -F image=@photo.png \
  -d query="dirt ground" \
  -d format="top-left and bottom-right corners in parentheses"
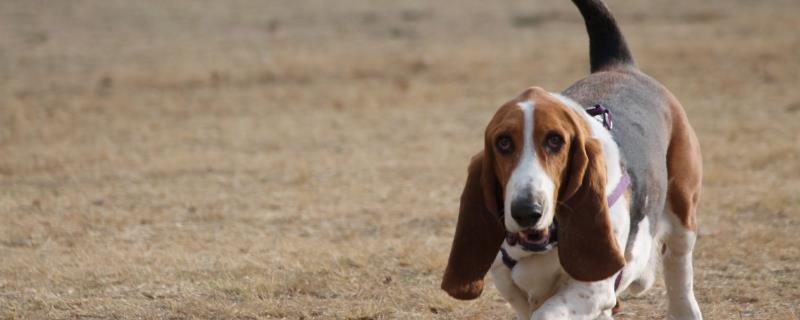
top-left (1, 0), bottom-right (799, 319)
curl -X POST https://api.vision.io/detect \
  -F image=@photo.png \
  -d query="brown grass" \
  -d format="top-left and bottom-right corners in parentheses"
top-left (1, 0), bottom-right (799, 319)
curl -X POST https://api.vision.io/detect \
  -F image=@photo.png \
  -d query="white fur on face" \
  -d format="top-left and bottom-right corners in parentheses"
top-left (504, 101), bottom-right (556, 233)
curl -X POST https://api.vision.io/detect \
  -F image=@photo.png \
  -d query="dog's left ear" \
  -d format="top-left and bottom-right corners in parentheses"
top-left (557, 135), bottom-right (625, 282)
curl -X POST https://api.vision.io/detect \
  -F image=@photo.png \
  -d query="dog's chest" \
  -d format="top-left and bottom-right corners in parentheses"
top-left (511, 249), bottom-right (565, 307)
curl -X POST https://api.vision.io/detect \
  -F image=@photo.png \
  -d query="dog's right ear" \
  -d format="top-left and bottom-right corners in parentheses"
top-left (441, 151), bottom-right (505, 300)
top-left (556, 137), bottom-right (625, 282)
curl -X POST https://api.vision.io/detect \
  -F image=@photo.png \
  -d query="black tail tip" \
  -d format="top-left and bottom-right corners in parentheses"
top-left (571, 0), bottom-right (635, 72)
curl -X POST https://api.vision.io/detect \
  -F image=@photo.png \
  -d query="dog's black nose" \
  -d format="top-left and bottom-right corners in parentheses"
top-left (510, 199), bottom-right (543, 227)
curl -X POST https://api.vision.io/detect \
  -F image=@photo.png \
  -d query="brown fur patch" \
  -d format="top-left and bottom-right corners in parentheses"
top-left (664, 89), bottom-right (702, 230)
top-left (483, 102), bottom-right (526, 194)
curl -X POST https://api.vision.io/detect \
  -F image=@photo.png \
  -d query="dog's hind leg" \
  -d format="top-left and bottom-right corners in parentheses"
top-left (661, 211), bottom-right (702, 320)
top-left (662, 111), bottom-right (703, 320)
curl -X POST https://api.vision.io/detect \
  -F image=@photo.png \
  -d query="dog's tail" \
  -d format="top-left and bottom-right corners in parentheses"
top-left (571, 0), bottom-right (635, 72)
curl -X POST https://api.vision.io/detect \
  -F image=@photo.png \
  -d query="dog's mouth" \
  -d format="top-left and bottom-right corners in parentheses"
top-left (506, 221), bottom-right (558, 252)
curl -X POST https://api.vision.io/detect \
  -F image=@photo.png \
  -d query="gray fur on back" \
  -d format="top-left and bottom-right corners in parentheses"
top-left (562, 68), bottom-right (672, 254)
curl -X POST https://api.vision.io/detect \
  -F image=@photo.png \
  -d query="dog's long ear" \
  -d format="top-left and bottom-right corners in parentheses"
top-left (441, 151), bottom-right (504, 300)
top-left (556, 136), bottom-right (625, 282)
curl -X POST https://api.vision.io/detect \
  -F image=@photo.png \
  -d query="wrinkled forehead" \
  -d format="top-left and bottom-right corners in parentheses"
top-left (487, 89), bottom-right (577, 136)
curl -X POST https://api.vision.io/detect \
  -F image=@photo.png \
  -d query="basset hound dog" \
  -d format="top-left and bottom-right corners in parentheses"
top-left (441, 0), bottom-right (703, 319)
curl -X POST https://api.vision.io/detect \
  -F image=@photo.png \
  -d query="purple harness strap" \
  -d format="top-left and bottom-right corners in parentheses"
top-left (585, 104), bottom-right (613, 130)
top-left (607, 173), bottom-right (631, 209)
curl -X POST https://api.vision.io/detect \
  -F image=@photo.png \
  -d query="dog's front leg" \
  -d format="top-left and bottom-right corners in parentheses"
top-left (490, 255), bottom-right (531, 320)
top-left (531, 276), bottom-right (617, 320)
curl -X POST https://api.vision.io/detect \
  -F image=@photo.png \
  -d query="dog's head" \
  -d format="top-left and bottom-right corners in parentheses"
top-left (441, 87), bottom-right (625, 300)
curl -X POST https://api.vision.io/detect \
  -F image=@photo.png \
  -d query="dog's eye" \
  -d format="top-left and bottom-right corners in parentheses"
top-left (496, 136), bottom-right (514, 154)
top-left (545, 134), bottom-right (564, 152)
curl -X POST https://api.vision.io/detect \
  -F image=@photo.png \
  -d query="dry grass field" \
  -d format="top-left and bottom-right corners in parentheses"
top-left (1, 0), bottom-right (799, 319)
